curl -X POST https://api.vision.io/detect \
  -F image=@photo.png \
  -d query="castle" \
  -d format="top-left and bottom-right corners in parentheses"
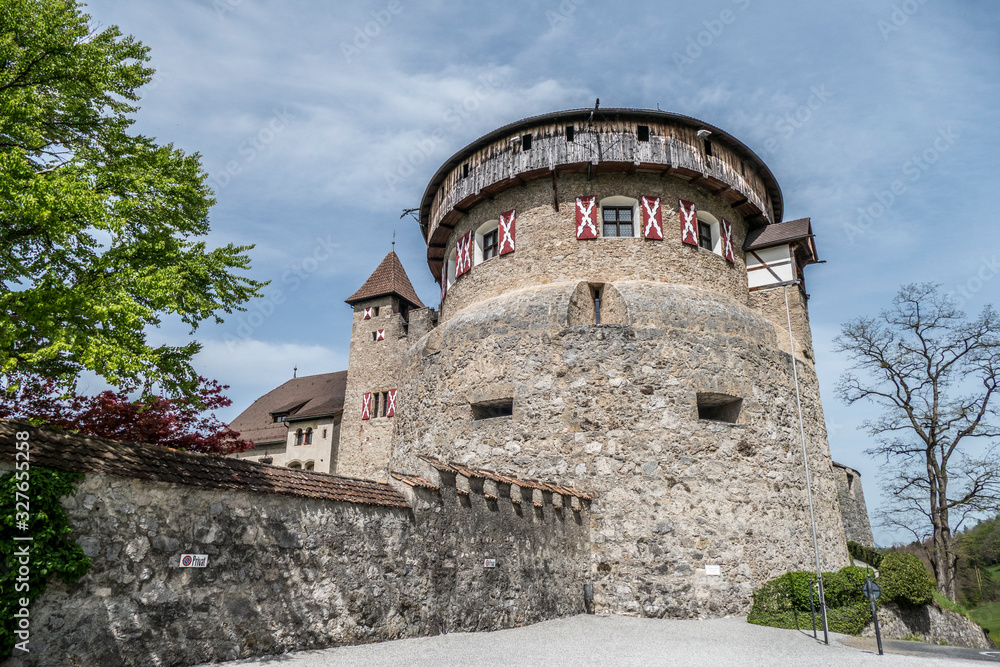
top-left (230, 107), bottom-right (874, 617)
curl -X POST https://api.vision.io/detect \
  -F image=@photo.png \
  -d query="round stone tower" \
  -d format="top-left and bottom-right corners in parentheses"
top-left (390, 108), bottom-right (849, 617)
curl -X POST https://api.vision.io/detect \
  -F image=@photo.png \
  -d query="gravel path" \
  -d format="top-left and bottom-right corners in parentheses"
top-left (204, 615), bottom-right (999, 667)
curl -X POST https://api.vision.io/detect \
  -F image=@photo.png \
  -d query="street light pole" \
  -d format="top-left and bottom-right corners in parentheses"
top-left (784, 284), bottom-right (829, 645)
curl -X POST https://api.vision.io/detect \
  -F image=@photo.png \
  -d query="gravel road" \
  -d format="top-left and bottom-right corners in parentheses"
top-left (203, 614), bottom-right (1000, 667)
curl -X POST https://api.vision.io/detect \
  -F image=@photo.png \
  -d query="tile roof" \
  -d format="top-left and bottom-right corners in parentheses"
top-left (419, 456), bottom-right (595, 500)
top-left (228, 371), bottom-right (348, 445)
top-left (390, 471), bottom-right (439, 490)
top-left (743, 218), bottom-right (813, 251)
top-left (345, 251), bottom-right (425, 308)
top-left (0, 420), bottom-right (409, 508)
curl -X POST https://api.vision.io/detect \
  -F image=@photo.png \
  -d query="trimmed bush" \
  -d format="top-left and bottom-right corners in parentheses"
top-left (824, 566), bottom-right (869, 608)
top-left (748, 566), bottom-right (874, 635)
top-left (847, 540), bottom-right (884, 568)
top-left (879, 552), bottom-right (935, 606)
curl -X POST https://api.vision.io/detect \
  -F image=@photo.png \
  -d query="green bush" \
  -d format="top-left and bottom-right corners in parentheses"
top-left (847, 541), bottom-right (884, 568)
top-left (748, 566), bottom-right (875, 635)
top-left (879, 552), bottom-right (935, 606)
top-left (824, 566), bottom-right (869, 608)
top-left (1, 467), bottom-right (91, 659)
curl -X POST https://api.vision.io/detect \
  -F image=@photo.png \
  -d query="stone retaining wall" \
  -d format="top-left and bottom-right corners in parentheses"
top-left (863, 602), bottom-right (996, 650)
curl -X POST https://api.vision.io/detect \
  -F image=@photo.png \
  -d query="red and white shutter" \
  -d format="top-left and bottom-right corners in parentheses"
top-left (575, 196), bottom-right (598, 239)
top-left (498, 209), bottom-right (516, 255)
top-left (721, 218), bottom-right (735, 264)
top-left (375, 329), bottom-right (385, 341)
top-left (386, 389), bottom-right (397, 417)
top-left (363, 307), bottom-right (373, 320)
top-left (641, 195), bottom-right (663, 240)
top-left (455, 230), bottom-right (473, 277)
top-left (440, 261), bottom-right (448, 301)
top-left (361, 392), bottom-right (371, 420)
top-left (678, 199), bottom-right (699, 246)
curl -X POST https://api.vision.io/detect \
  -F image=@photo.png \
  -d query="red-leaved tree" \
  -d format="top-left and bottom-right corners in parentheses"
top-left (0, 376), bottom-right (252, 455)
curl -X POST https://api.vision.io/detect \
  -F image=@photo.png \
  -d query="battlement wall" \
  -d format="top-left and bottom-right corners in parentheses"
top-left (0, 422), bottom-right (590, 667)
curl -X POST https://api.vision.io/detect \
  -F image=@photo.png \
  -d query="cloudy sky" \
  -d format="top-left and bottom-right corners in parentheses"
top-left (82, 0), bottom-right (998, 545)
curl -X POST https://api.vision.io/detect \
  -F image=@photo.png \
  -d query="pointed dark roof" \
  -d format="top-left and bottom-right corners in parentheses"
top-left (227, 371), bottom-right (348, 445)
top-left (345, 251), bottom-right (425, 308)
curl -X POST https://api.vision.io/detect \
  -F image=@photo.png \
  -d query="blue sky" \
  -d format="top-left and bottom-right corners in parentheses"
top-left (81, 0), bottom-right (999, 545)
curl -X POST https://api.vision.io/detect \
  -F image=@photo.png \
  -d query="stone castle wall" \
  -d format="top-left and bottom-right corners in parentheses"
top-left (0, 457), bottom-right (588, 667)
top-left (390, 280), bottom-right (849, 618)
top-left (439, 173), bottom-right (752, 322)
top-left (833, 463), bottom-right (875, 547)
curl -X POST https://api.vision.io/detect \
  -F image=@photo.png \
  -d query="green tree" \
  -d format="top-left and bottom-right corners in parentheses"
top-left (835, 283), bottom-right (1000, 602)
top-left (0, 0), bottom-right (264, 397)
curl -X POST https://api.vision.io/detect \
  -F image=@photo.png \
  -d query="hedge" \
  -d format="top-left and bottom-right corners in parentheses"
top-left (847, 541), bottom-right (883, 568)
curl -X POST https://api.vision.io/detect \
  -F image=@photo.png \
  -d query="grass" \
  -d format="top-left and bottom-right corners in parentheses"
top-left (969, 600), bottom-right (1000, 635)
top-left (933, 591), bottom-right (970, 617)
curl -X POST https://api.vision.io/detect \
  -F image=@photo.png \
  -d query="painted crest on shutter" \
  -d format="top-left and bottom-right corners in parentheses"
top-left (499, 209), bottom-right (516, 255)
top-left (363, 307), bottom-right (373, 320)
top-left (721, 218), bottom-right (735, 264)
top-left (641, 195), bottom-right (663, 240)
top-left (679, 199), bottom-right (698, 246)
top-left (575, 196), bottom-right (598, 239)
top-left (386, 389), bottom-right (397, 417)
top-left (455, 230), bottom-right (474, 277)
top-left (375, 329), bottom-right (385, 341)
top-left (361, 392), bottom-right (371, 420)
top-left (440, 261), bottom-right (447, 301)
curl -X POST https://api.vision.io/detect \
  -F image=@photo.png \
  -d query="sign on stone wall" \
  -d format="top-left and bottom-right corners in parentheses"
top-left (179, 554), bottom-right (209, 568)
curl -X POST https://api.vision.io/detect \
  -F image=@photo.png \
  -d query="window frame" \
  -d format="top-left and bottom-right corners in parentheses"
top-left (598, 196), bottom-right (639, 239)
top-left (475, 219), bottom-right (500, 265)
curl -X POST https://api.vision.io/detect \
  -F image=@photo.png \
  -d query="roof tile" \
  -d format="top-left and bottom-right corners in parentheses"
top-left (0, 421), bottom-right (410, 509)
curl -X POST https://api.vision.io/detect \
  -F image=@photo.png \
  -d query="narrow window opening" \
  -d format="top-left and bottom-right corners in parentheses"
top-left (382, 391), bottom-right (389, 417)
top-left (372, 392), bottom-right (380, 418)
top-left (697, 393), bottom-right (743, 423)
top-left (740, 160), bottom-right (746, 176)
top-left (294, 429), bottom-right (303, 446)
top-left (637, 125), bottom-right (650, 142)
top-left (305, 428), bottom-right (313, 445)
top-left (462, 163), bottom-right (469, 179)
top-left (483, 228), bottom-right (499, 260)
top-left (322, 428), bottom-right (328, 439)
top-left (472, 399), bottom-right (514, 420)
top-left (371, 331), bottom-right (377, 342)
top-left (592, 285), bottom-right (603, 325)
top-left (704, 140), bottom-right (713, 157)
top-left (698, 220), bottom-right (713, 250)
top-left (521, 134), bottom-right (533, 150)
top-left (566, 125), bottom-right (575, 142)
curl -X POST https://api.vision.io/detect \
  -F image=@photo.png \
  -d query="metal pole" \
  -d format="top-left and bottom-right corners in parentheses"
top-left (784, 284), bottom-right (829, 645)
top-left (866, 569), bottom-right (884, 655)
top-left (809, 577), bottom-right (817, 639)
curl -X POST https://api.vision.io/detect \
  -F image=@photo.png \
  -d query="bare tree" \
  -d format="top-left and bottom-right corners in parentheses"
top-left (835, 283), bottom-right (1000, 601)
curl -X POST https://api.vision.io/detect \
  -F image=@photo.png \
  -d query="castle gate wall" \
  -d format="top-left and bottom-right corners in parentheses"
top-left (391, 281), bottom-right (849, 617)
top-left (0, 445), bottom-right (588, 666)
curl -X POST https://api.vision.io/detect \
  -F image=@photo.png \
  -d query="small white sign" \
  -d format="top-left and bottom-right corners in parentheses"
top-left (705, 564), bottom-right (721, 576)
top-left (483, 558), bottom-right (497, 568)
top-left (179, 554), bottom-right (209, 568)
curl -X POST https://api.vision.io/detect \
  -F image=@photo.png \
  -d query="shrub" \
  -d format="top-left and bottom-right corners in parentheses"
top-left (879, 552), bottom-right (935, 606)
top-left (847, 540), bottom-right (884, 568)
top-left (1, 468), bottom-right (91, 658)
top-left (824, 565), bottom-right (870, 608)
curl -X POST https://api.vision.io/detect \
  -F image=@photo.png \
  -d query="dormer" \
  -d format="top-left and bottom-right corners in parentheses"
top-left (744, 218), bottom-right (819, 292)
